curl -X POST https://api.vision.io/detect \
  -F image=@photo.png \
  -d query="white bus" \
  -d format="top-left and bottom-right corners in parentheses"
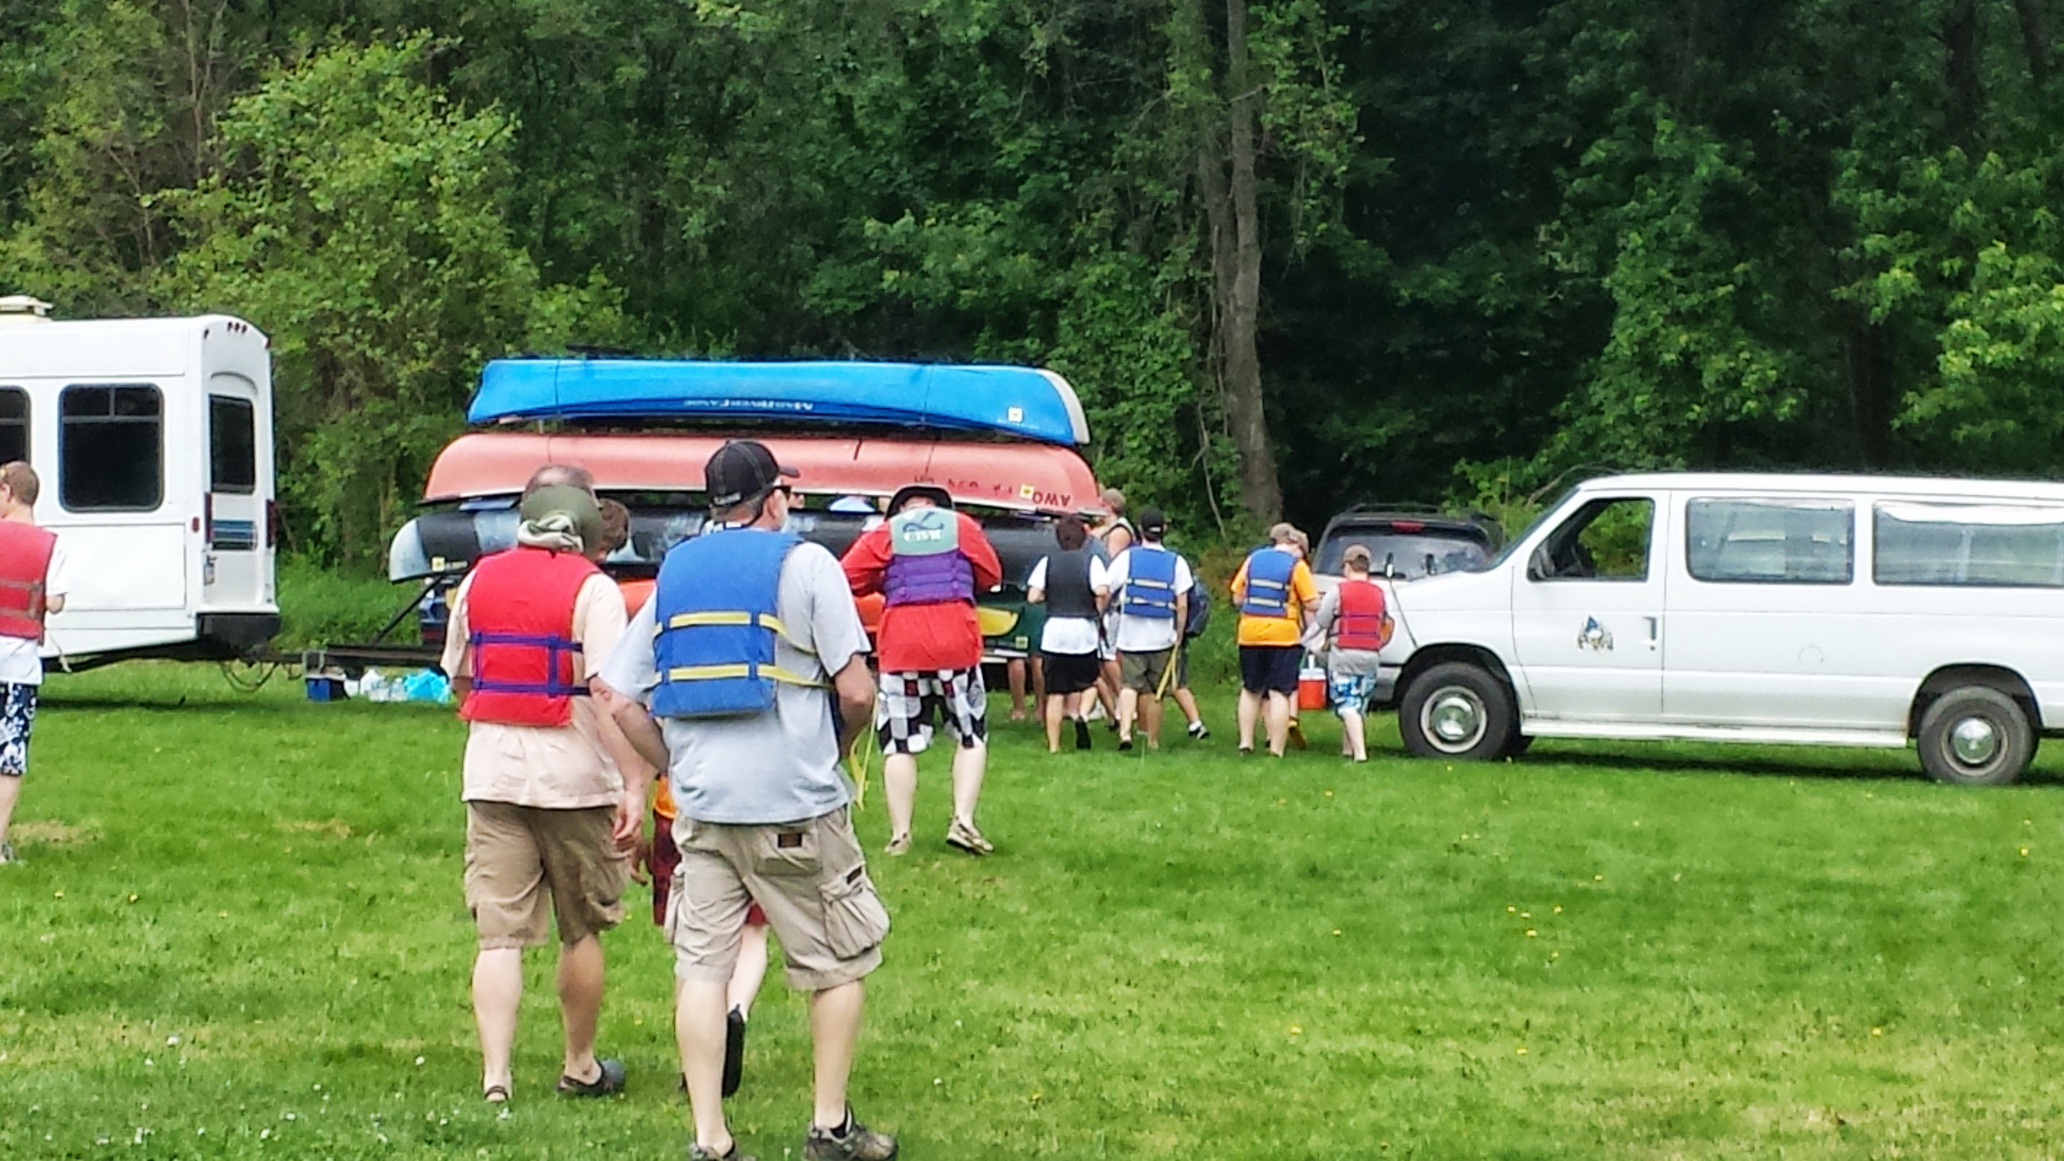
top-left (1381, 472), bottom-right (2064, 784)
top-left (0, 298), bottom-right (279, 667)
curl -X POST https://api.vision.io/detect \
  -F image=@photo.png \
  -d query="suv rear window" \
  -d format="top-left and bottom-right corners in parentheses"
top-left (1317, 523), bottom-right (1493, 579)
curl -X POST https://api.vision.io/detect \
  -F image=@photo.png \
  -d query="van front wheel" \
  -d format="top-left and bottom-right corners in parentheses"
top-left (1400, 662), bottom-right (1514, 762)
top-left (1917, 686), bottom-right (2032, 786)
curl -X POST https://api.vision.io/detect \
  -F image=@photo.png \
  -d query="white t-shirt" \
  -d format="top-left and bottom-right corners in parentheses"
top-left (1026, 553), bottom-right (1109, 655)
top-left (0, 539), bottom-right (71, 686)
top-left (1105, 545), bottom-right (1194, 653)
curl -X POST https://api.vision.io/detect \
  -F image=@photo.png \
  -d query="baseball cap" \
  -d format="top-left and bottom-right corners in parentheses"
top-left (1138, 506), bottom-right (1167, 535)
top-left (519, 484), bottom-right (605, 551)
top-left (1342, 544), bottom-right (1374, 570)
top-left (705, 440), bottom-right (799, 508)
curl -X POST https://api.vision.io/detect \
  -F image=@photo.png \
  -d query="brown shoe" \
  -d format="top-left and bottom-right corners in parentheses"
top-left (804, 1110), bottom-right (897, 1161)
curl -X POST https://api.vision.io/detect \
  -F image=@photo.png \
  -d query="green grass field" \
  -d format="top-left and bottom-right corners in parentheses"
top-left (4, 663), bottom-right (2064, 1159)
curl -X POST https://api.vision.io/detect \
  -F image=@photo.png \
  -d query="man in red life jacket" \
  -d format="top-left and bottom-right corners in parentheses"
top-left (1311, 544), bottom-right (1394, 762)
top-left (439, 481), bottom-right (646, 1104)
top-left (0, 462), bottom-right (68, 866)
top-left (841, 484), bottom-right (1004, 857)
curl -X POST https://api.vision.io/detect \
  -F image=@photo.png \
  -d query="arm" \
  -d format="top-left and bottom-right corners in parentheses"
top-left (601, 681), bottom-right (672, 771)
top-left (590, 683), bottom-right (656, 847)
top-left (840, 528), bottom-right (891, 597)
top-left (962, 515), bottom-right (1004, 591)
top-left (45, 595), bottom-right (64, 615)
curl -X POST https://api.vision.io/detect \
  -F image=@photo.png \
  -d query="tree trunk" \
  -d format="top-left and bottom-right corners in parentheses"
top-left (2014, 0), bottom-right (2052, 91)
top-left (1943, 0), bottom-right (1983, 148)
top-left (1206, 0), bottom-right (1282, 524)
top-left (1844, 317), bottom-right (1895, 468)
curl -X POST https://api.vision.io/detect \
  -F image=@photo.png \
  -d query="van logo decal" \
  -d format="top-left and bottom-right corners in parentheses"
top-left (1577, 617), bottom-right (1614, 652)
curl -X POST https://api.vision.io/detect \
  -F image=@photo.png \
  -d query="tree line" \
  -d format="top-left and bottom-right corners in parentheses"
top-left (2, 1), bottom-right (2060, 566)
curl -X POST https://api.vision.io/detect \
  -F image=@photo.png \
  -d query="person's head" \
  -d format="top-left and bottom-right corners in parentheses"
top-left (524, 462), bottom-right (595, 497)
top-left (888, 483), bottom-right (955, 516)
top-left (590, 498), bottom-right (631, 562)
top-left (519, 484), bottom-right (605, 553)
top-left (1099, 487), bottom-right (1127, 517)
top-left (1342, 544), bottom-right (1373, 577)
top-left (1054, 514), bottom-right (1088, 551)
top-left (704, 439), bottom-right (799, 527)
top-left (0, 461), bottom-right (38, 512)
top-left (1268, 521), bottom-right (1299, 548)
top-left (1290, 528), bottom-right (1311, 559)
top-left (1137, 506), bottom-right (1167, 544)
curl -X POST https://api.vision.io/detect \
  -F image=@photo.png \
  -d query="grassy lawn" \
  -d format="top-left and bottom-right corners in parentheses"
top-left (3, 663), bottom-right (2063, 1159)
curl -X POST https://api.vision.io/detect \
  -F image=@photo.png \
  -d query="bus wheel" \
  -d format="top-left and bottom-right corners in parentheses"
top-left (1400, 662), bottom-right (1513, 762)
top-left (1917, 686), bottom-right (2032, 786)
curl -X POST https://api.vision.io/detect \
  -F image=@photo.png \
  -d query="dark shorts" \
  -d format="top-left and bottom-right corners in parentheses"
top-left (651, 808), bottom-right (766, 929)
top-left (1238, 646), bottom-right (1301, 696)
top-left (1041, 651), bottom-right (1101, 695)
top-left (1, 683), bottom-right (36, 776)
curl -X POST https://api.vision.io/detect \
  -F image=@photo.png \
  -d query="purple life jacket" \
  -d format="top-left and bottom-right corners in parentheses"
top-left (884, 506), bottom-right (975, 606)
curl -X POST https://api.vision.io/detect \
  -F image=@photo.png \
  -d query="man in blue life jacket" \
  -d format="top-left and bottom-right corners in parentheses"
top-left (599, 440), bottom-right (895, 1161)
top-left (1104, 507), bottom-right (1193, 750)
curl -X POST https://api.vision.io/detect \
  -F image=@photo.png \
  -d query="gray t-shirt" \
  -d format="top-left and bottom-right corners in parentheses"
top-left (601, 539), bottom-right (871, 825)
top-left (1314, 587), bottom-right (1381, 679)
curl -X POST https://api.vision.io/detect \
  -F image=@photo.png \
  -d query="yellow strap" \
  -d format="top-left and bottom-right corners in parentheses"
top-left (663, 663), bottom-right (826, 688)
top-left (660, 610), bottom-right (792, 637)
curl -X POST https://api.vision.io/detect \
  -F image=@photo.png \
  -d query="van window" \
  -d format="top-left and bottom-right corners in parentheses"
top-left (1874, 502), bottom-right (2064, 587)
top-left (209, 395), bottom-right (258, 494)
top-left (1530, 497), bottom-right (1653, 581)
top-left (0, 387), bottom-right (24, 464)
top-left (61, 384), bottom-right (163, 511)
top-left (1687, 499), bottom-right (1853, 584)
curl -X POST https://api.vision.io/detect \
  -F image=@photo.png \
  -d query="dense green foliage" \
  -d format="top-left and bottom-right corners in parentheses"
top-left (6, 664), bottom-right (2064, 1158)
top-left (4, 2), bottom-right (2063, 561)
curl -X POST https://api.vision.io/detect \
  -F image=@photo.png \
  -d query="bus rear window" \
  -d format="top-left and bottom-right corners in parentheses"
top-left (61, 384), bottom-right (163, 511)
top-left (209, 395), bottom-right (257, 493)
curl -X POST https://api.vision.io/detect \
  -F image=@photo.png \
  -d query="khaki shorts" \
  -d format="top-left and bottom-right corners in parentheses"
top-left (667, 808), bottom-right (889, 992)
top-left (464, 801), bottom-right (628, 949)
top-left (1119, 647), bottom-right (1174, 693)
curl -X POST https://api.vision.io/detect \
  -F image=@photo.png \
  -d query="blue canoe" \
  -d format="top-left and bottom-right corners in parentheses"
top-left (468, 359), bottom-right (1091, 447)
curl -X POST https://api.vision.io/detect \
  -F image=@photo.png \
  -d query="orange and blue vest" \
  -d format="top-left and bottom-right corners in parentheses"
top-left (0, 521), bottom-right (56, 642)
top-left (1333, 578), bottom-right (1388, 651)
top-left (460, 546), bottom-right (599, 726)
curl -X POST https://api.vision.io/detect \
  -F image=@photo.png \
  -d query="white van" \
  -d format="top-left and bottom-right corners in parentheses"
top-left (0, 299), bottom-right (279, 667)
top-left (1381, 472), bottom-right (2064, 784)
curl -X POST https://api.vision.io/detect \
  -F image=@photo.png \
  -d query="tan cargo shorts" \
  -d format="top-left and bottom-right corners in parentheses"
top-left (1120, 647), bottom-right (1174, 693)
top-left (464, 801), bottom-right (628, 949)
top-left (667, 807), bottom-right (889, 992)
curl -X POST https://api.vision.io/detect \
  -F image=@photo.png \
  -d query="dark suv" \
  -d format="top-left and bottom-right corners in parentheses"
top-left (1313, 506), bottom-right (1504, 583)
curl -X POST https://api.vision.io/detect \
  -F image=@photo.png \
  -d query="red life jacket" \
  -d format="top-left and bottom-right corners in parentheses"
top-left (1334, 578), bottom-right (1389, 651)
top-left (459, 546), bottom-right (600, 727)
top-left (0, 521), bottom-right (57, 642)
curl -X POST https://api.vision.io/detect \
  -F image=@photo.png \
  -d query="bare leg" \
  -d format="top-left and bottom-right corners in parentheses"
top-left (950, 741), bottom-right (987, 827)
top-left (1237, 689), bottom-right (1260, 750)
top-left (1043, 692), bottom-right (1065, 752)
top-left (810, 981), bottom-right (867, 1129)
top-left (1143, 689), bottom-right (1164, 749)
top-left (678, 977), bottom-right (734, 1153)
top-left (1096, 661), bottom-right (1122, 721)
top-left (1342, 708), bottom-right (1368, 761)
top-left (472, 946), bottom-right (523, 1095)
top-left (1006, 659), bottom-right (1029, 722)
top-left (1173, 687), bottom-right (1203, 729)
top-left (0, 774), bottom-right (19, 848)
top-left (1265, 692), bottom-right (1291, 756)
top-left (726, 923), bottom-right (770, 1018)
top-left (883, 753), bottom-right (918, 844)
top-left (1117, 686), bottom-right (1139, 744)
top-left (556, 935), bottom-right (605, 1082)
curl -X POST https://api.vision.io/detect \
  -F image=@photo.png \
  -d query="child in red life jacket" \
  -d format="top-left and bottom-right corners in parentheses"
top-left (1311, 544), bottom-right (1393, 762)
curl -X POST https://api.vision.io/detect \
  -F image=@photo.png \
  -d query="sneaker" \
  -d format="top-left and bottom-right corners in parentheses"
top-left (1084, 702), bottom-right (1105, 722)
top-left (884, 833), bottom-right (912, 857)
top-left (946, 818), bottom-right (993, 855)
top-left (804, 1110), bottom-right (898, 1161)
top-left (1187, 721), bottom-right (1210, 740)
top-left (1117, 736), bottom-right (1134, 752)
top-left (722, 1007), bottom-right (747, 1098)
top-left (1237, 746), bottom-right (1254, 757)
top-left (0, 841), bottom-right (15, 865)
top-left (688, 1143), bottom-right (754, 1161)
top-left (1073, 719), bottom-right (1092, 751)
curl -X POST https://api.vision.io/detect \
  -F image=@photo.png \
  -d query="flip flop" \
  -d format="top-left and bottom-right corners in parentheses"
top-left (556, 1057), bottom-right (626, 1097)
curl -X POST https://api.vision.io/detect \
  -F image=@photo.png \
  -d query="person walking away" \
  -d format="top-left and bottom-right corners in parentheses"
top-left (1170, 571), bottom-right (1212, 740)
top-left (600, 439), bottom-right (894, 1161)
top-left (1025, 515), bottom-right (1108, 753)
top-left (441, 482), bottom-right (642, 1103)
top-left (1105, 508), bottom-right (1192, 751)
top-left (1231, 523), bottom-right (1319, 756)
top-left (1312, 545), bottom-right (1392, 761)
top-left (840, 483), bottom-right (1003, 856)
top-left (0, 462), bottom-right (67, 865)
top-left (1087, 488), bottom-right (1134, 724)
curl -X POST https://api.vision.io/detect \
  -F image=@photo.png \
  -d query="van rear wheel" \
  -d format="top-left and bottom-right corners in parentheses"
top-left (1917, 686), bottom-right (2032, 786)
top-left (1400, 662), bottom-right (1514, 762)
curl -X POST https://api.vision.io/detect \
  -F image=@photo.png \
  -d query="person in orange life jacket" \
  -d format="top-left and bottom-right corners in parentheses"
top-left (598, 440), bottom-right (893, 1161)
top-left (1026, 514), bottom-right (1110, 753)
top-left (1310, 544), bottom-right (1394, 762)
top-left (1087, 487), bottom-right (1134, 727)
top-left (0, 462), bottom-right (68, 867)
top-left (1105, 507), bottom-right (1193, 751)
top-left (840, 483), bottom-right (1004, 858)
top-left (1230, 522), bottom-right (1320, 757)
top-left (440, 482), bottom-right (644, 1104)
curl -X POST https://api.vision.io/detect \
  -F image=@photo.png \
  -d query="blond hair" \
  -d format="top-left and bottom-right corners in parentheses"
top-left (0, 461), bottom-right (38, 506)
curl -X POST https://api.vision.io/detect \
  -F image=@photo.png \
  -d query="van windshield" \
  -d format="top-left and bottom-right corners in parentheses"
top-left (1483, 488), bottom-right (1575, 570)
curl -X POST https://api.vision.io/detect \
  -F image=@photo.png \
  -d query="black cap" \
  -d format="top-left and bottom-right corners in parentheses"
top-left (889, 483), bottom-right (955, 514)
top-left (1138, 506), bottom-right (1167, 536)
top-left (704, 440), bottom-right (799, 508)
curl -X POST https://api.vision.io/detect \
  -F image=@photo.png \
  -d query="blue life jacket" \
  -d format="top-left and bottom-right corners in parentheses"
top-left (1120, 545), bottom-right (1179, 619)
top-left (1240, 547), bottom-right (1296, 617)
top-left (650, 529), bottom-right (823, 719)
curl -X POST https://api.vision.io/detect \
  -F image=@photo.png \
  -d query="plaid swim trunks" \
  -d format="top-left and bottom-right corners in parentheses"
top-left (875, 667), bottom-right (987, 754)
top-left (1, 682), bottom-right (37, 776)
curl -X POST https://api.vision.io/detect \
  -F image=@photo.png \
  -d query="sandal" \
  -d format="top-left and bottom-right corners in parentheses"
top-left (483, 1085), bottom-right (510, 1104)
top-left (556, 1057), bottom-right (626, 1097)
